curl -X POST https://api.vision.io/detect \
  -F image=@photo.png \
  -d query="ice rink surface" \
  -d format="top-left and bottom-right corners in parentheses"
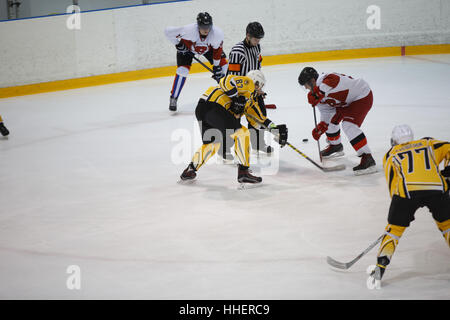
top-left (0, 54), bottom-right (449, 299)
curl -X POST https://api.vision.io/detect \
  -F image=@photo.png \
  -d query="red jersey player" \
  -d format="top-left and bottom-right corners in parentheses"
top-left (298, 67), bottom-right (376, 175)
top-left (164, 12), bottom-right (228, 112)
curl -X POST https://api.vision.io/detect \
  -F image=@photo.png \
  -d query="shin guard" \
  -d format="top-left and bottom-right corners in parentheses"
top-left (231, 127), bottom-right (250, 167)
top-left (376, 224), bottom-right (406, 270)
top-left (191, 143), bottom-right (221, 171)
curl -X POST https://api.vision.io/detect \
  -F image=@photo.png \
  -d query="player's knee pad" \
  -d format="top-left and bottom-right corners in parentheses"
top-left (341, 121), bottom-right (361, 137)
top-left (192, 142), bottom-right (221, 170)
top-left (377, 224), bottom-right (406, 262)
top-left (327, 122), bottom-right (340, 133)
top-left (176, 66), bottom-right (190, 77)
top-left (435, 219), bottom-right (450, 247)
top-left (231, 126), bottom-right (250, 140)
top-left (231, 127), bottom-right (250, 167)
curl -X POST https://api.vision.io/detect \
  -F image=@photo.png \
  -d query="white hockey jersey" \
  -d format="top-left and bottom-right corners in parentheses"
top-left (316, 72), bottom-right (371, 108)
top-left (164, 23), bottom-right (224, 64)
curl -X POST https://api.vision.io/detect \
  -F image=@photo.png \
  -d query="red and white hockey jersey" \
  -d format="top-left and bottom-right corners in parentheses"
top-left (165, 23), bottom-right (224, 65)
top-left (316, 73), bottom-right (371, 108)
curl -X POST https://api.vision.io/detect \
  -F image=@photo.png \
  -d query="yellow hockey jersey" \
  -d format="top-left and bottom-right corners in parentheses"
top-left (201, 74), bottom-right (272, 129)
top-left (383, 138), bottom-right (450, 199)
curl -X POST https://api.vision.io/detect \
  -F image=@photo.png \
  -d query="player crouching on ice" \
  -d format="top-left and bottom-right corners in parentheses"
top-left (367, 125), bottom-right (450, 289)
top-left (298, 67), bottom-right (376, 175)
top-left (179, 70), bottom-right (288, 184)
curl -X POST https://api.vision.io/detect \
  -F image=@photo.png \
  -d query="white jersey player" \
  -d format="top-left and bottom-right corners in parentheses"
top-left (164, 12), bottom-right (228, 111)
top-left (298, 67), bottom-right (376, 175)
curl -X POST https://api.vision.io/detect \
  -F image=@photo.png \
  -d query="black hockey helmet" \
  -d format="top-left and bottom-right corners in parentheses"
top-left (197, 12), bottom-right (213, 31)
top-left (246, 22), bottom-right (264, 39)
top-left (298, 67), bottom-right (319, 86)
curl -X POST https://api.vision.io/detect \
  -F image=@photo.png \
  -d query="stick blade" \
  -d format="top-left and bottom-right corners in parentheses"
top-left (326, 256), bottom-right (350, 269)
top-left (322, 164), bottom-right (346, 172)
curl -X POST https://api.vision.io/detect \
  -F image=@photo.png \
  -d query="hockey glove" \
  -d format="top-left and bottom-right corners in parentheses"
top-left (270, 124), bottom-right (288, 147)
top-left (230, 95), bottom-right (247, 115)
top-left (175, 42), bottom-right (194, 57)
top-left (312, 121), bottom-right (328, 140)
top-left (307, 86), bottom-right (324, 107)
top-left (212, 65), bottom-right (224, 82)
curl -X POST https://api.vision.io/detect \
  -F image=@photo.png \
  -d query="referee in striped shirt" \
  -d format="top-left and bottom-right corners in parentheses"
top-left (222, 22), bottom-right (272, 161)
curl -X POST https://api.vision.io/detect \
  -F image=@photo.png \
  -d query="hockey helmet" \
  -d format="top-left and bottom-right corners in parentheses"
top-left (391, 124), bottom-right (414, 146)
top-left (197, 12), bottom-right (213, 31)
top-left (247, 70), bottom-right (266, 90)
top-left (246, 22), bottom-right (264, 39)
top-left (298, 67), bottom-right (319, 86)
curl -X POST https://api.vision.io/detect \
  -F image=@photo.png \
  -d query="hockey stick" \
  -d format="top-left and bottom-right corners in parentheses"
top-left (193, 55), bottom-right (214, 73)
top-left (309, 81), bottom-right (323, 162)
top-left (326, 234), bottom-right (384, 270)
top-left (312, 107), bottom-right (323, 162)
top-left (245, 113), bottom-right (345, 172)
top-left (286, 142), bottom-right (345, 172)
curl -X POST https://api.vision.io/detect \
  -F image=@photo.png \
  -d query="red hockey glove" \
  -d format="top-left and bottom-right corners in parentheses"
top-left (307, 86), bottom-right (324, 107)
top-left (312, 121), bottom-right (328, 140)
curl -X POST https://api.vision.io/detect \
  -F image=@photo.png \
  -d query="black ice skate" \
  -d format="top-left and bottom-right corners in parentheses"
top-left (169, 97), bottom-right (177, 112)
top-left (0, 122), bottom-right (9, 137)
top-left (237, 165), bottom-right (262, 184)
top-left (320, 143), bottom-right (344, 158)
top-left (180, 163), bottom-right (196, 181)
top-left (353, 153), bottom-right (377, 175)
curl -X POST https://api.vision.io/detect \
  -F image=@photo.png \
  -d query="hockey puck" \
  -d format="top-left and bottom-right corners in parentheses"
top-left (302, 138), bottom-right (309, 143)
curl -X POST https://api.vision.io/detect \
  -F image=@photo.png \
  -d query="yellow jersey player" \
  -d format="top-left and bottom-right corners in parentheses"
top-left (179, 70), bottom-right (288, 184)
top-left (367, 124), bottom-right (450, 289)
top-left (0, 115), bottom-right (9, 136)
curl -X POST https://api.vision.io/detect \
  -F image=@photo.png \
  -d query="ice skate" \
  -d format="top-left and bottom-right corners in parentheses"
top-left (353, 153), bottom-right (377, 175)
top-left (0, 122), bottom-right (9, 137)
top-left (169, 97), bottom-right (177, 112)
top-left (366, 265), bottom-right (383, 289)
top-left (237, 165), bottom-right (262, 184)
top-left (180, 163), bottom-right (196, 181)
top-left (320, 143), bottom-right (344, 159)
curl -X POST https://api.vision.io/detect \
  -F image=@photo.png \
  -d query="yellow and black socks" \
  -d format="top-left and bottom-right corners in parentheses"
top-left (376, 224), bottom-right (406, 277)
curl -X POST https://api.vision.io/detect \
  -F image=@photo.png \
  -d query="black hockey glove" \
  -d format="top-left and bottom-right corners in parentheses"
top-left (270, 124), bottom-right (288, 147)
top-left (175, 42), bottom-right (194, 57)
top-left (230, 95), bottom-right (247, 115)
top-left (441, 166), bottom-right (450, 178)
top-left (212, 65), bottom-right (223, 82)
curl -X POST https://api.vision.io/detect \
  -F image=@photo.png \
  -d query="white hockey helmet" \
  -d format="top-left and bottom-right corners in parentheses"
top-left (391, 124), bottom-right (414, 146)
top-left (247, 69), bottom-right (266, 90)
